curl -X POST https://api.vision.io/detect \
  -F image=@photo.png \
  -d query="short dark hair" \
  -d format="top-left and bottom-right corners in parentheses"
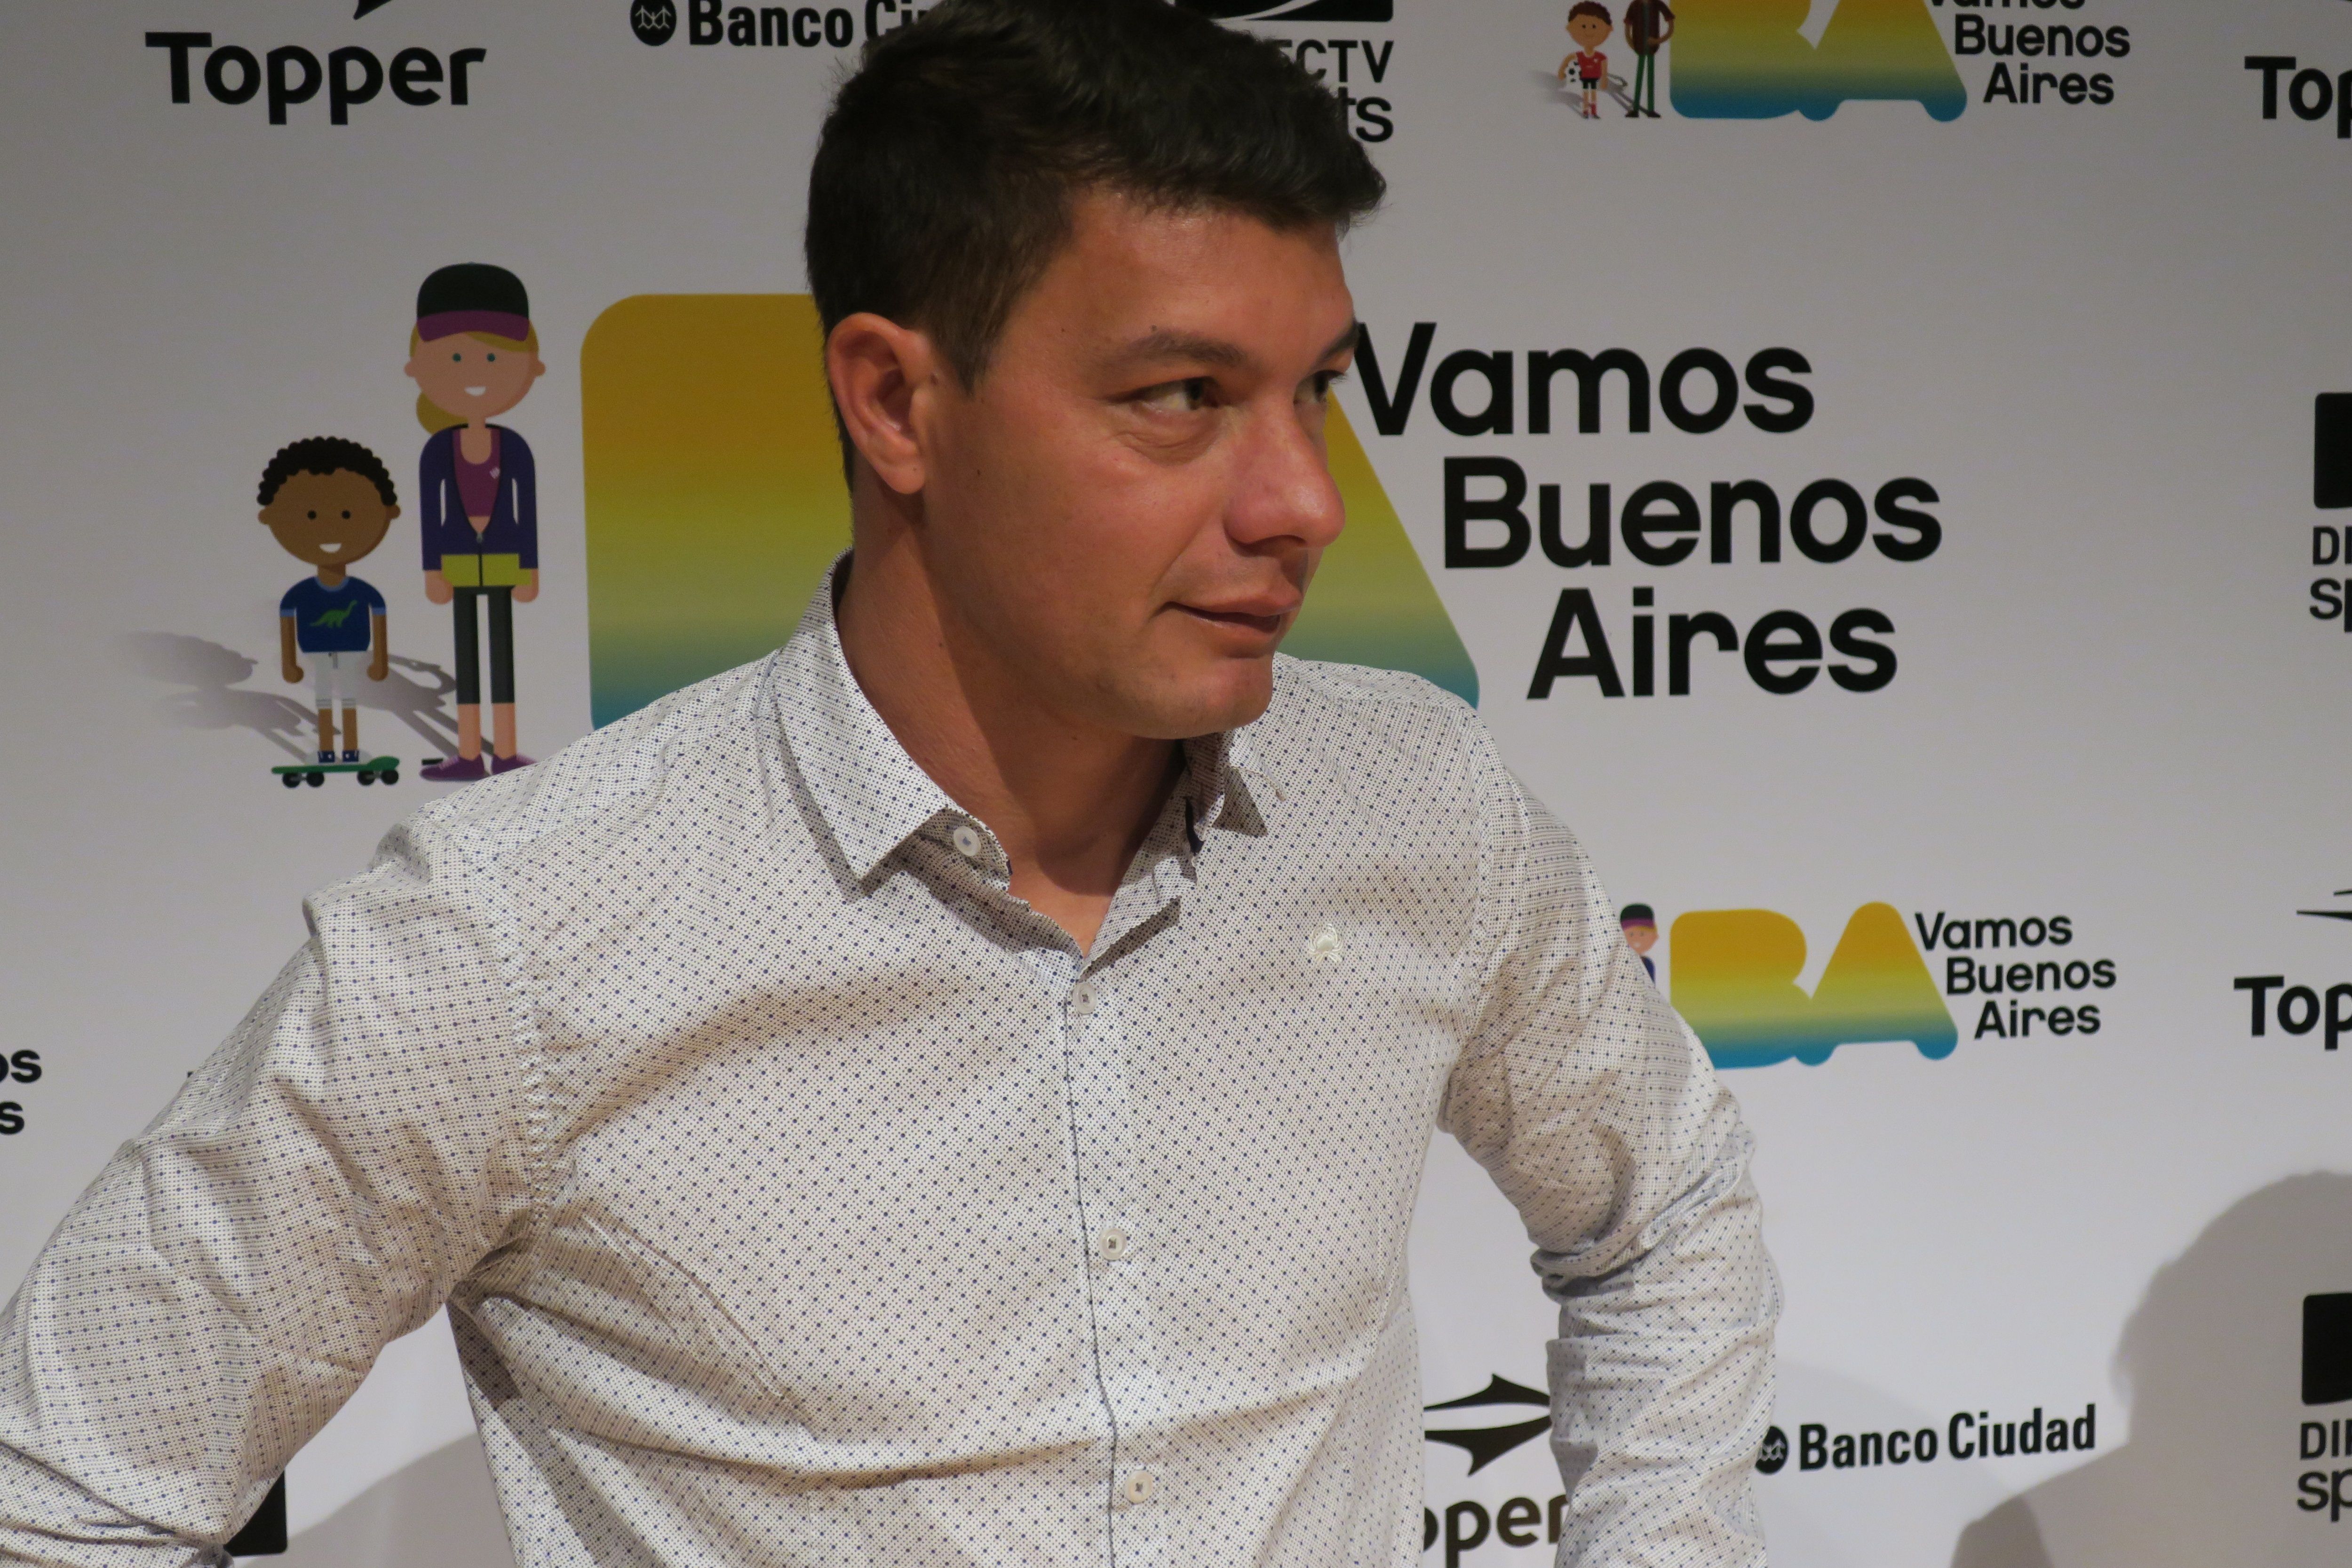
top-left (805, 0), bottom-right (1384, 394)
top-left (1569, 1), bottom-right (1611, 23)
top-left (258, 437), bottom-right (398, 508)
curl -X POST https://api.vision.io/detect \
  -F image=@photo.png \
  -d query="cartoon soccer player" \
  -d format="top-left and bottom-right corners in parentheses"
top-left (1621, 0), bottom-right (1673, 118)
top-left (405, 262), bottom-right (545, 782)
top-left (1620, 902), bottom-right (1660, 979)
top-left (259, 438), bottom-right (399, 764)
top-left (1558, 1), bottom-right (1613, 120)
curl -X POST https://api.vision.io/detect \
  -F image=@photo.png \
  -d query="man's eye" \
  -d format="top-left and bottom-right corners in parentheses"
top-left (1136, 378), bottom-right (1211, 414)
top-left (1303, 370), bottom-right (1344, 404)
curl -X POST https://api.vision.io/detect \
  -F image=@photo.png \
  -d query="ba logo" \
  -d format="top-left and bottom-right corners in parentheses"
top-left (1425, 1375), bottom-right (1552, 1472)
top-left (633, 0), bottom-right (679, 45)
top-left (1669, 902), bottom-right (1957, 1069)
top-left (1671, 0), bottom-right (1965, 121)
top-left (1756, 1426), bottom-right (1789, 1474)
top-left (1177, 1), bottom-right (1395, 22)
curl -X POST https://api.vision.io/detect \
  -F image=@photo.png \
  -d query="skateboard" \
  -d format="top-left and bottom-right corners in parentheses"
top-left (271, 756), bottom-right (425, 788)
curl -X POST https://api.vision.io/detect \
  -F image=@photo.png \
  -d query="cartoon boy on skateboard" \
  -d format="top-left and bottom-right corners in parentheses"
top-left (259, 438), bottom-right (399, 764)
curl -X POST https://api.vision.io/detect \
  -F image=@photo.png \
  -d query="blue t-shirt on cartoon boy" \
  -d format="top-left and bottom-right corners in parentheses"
top-left (280, 577), bottom-right (387, 654)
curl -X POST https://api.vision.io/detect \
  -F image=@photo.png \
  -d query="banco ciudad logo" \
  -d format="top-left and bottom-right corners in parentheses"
top-left (633, 0), bottom-right (679, 45)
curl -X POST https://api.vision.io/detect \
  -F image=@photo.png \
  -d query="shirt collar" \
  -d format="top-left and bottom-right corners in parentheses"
top-left (773, 558), bottom-right (1270, 883)
top-left (773, 565), bottom-right (964, 883)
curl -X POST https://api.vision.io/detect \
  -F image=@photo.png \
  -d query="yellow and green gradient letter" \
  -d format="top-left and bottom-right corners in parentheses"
top-left (581, 294), bottom-right (1474, 723)
top-left (1671, 902), bottom-right (1957, 1068)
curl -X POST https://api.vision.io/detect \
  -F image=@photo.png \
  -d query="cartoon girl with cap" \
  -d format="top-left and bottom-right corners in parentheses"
top-left (406, 262), bottom-right (545, 780)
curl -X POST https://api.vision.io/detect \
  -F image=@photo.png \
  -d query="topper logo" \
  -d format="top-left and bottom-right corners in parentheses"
top-left (145, 32), bottom-right (485, 125)
top-left (1424, 1375), bottom-right (1552, 1472)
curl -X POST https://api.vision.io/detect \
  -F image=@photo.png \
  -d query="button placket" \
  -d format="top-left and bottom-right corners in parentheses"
top-left (1057, 967), bottom-right (1175, 1559)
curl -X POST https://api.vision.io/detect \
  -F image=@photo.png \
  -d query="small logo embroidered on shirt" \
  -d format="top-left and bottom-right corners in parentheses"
top-left (1308, 923), bottom-right (1343, 963)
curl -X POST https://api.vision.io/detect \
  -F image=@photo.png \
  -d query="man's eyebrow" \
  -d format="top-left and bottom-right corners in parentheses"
top-left (1110, 328), bottom-right (1252, 373)
top-left (1106, 321), bottom-right (1364, 377)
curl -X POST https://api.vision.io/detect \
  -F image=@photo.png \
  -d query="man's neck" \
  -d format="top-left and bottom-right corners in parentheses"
top-left (835, 537), bottom-right (1182, 955)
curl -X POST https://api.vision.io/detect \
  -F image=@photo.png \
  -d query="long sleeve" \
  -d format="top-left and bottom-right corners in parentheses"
top-left (418, 430), bottom-right (450, 572)
top-left (502, 430), bottom-right (537, 571)
top-left (1439, 757), bottom-right (1779, 1568)
top-left (0, 818), bottom-right (539, 1567)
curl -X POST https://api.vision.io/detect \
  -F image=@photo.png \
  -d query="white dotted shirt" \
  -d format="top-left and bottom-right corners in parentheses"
top-left (0, 576), bottom-right (1777, 1567)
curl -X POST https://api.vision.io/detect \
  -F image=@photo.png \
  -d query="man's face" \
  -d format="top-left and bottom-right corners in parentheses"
top-left (1621, 920), bottom-right (1657, 955)
top-left (405, 333), bottom-right (545, 423)
top-left (910, 191), bottom-right (1357, 740)
top-left (260, 470), bottom-right (399, 568)
top-left (1569, 14), bottom-right (1612, 48)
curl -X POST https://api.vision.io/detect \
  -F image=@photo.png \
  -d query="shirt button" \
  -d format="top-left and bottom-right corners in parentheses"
top-left (1068, 981), bottom-right (1098, 1016)
top-left (949, 824), bottom-right (984, 859)
top-left (1122, 1470), bottom-right (1157, 1505)
top-left (1098, 1227), bottom-right (1131, 1260)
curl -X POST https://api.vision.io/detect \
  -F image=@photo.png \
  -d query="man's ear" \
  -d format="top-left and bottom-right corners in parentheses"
top-left (826, 312), bottom-right (941, 497)
top-left (385, 503), bottom-right (403, 521)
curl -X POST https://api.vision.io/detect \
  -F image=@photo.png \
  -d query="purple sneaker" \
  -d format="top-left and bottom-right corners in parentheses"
top-left (421, 753), bottom-right (489, 782)
top-left (491, 752), bottom-right (536, 775)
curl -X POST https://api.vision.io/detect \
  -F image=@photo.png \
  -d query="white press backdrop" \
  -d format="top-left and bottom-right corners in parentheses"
top-left (3, 2), bottom-right (2350, 1565)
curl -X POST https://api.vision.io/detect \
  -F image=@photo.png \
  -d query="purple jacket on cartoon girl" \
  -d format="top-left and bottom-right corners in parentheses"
top-left (418, 424), bottom-right (538, 573)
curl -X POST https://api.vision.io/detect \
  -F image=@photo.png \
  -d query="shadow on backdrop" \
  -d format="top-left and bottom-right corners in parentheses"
top-left (1951, 1172), bottom-right (2352, 1568)
top-left (275, 1433), bottom-right (511, 1568)
top-left (116, 634), bottom-right (457, 760)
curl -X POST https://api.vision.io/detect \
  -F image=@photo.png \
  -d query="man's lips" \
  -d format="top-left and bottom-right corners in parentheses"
top-left (1176, 600), bottom-right (1295, 637)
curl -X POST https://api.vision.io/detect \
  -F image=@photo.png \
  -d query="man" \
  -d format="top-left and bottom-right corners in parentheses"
top-left (1620, 902), bottom-right (1661, 979)
top-left (1623, 0), bottom-right (1676, 119)
top-left (0, 2), bottom-right (1776, 1565)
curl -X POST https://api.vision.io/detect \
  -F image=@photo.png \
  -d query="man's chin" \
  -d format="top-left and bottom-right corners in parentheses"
top-left (1118, 656), bottom-right (1277, 740)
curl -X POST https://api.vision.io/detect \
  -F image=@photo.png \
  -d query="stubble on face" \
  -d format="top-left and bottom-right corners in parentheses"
top-left (912, 190), bottom-right (1360, 743)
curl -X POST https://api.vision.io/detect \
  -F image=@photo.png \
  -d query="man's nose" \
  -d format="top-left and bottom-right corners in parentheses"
top-left (1224, 399), bottom-right (1346, 554)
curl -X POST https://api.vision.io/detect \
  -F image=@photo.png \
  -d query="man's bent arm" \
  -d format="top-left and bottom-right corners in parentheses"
top-left (0, 818), bottom-right (536, 1566)
top-left (1440, 756), bottom-right (1778, 1568)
